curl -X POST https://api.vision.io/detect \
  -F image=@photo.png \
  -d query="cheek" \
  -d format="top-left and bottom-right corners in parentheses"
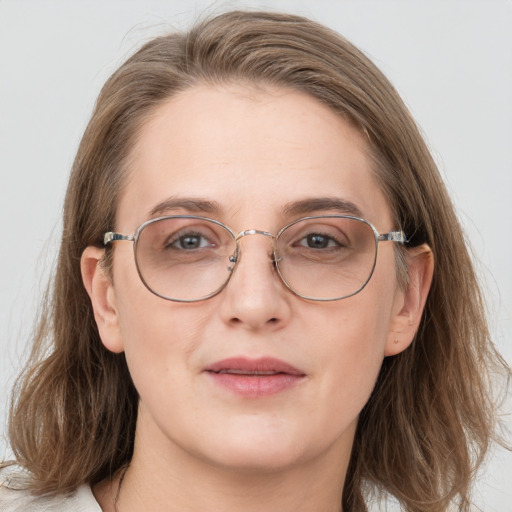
top-left (307, 269), bottom-right (398, 422)
top-left (116, 294), bottom-right (209, 371)
top-left (315, 267), bottom-right (396, 363)
top-left (314, 305), bottom-right (386, 395)
top-left (115, 296), bottom-right (220, 444)
top-left (113, 243), bottom-right (206, 339)
top-left (111, 250), bottom-right (211, 393)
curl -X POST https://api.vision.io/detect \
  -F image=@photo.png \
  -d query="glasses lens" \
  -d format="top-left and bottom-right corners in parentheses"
top-left (275, 217), bottom-right (377, 300)
top-left (134, 217), bottom-right (236, 301)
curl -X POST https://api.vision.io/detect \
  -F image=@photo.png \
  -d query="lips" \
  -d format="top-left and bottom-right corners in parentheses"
top-left (205, 357), bottom-right (305, 397)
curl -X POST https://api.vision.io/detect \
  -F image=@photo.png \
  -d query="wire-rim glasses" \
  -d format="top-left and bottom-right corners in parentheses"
top-left (103, 215), bottom-right (407, 302)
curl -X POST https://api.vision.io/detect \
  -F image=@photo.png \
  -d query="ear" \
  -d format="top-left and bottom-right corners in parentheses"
top-left (81, 246), bottom-right (124, 353)
top-left (385, 244), bottom-right (434, 356)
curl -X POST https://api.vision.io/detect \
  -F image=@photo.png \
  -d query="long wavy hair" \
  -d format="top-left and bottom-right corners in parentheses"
top-left (4, 10), bottom-right (508, 511)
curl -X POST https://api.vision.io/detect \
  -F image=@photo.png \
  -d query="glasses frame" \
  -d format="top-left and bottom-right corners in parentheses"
top-left (104, 214), bottom-right (408, 303)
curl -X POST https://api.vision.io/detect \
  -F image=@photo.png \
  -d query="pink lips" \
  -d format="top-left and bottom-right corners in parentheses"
top-left (205, 357), bottom-right (305, 397)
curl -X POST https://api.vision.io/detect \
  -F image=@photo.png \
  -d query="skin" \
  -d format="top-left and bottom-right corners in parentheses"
top-left (82, 84), bottom-right (433, 512)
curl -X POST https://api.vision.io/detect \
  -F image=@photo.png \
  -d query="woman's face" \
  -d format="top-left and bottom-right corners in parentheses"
top-left (96, 85), bottom-right (410, 473)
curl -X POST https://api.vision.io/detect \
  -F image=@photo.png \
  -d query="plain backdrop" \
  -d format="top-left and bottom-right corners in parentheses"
top-left (0, 1), bottom-right (511, 510)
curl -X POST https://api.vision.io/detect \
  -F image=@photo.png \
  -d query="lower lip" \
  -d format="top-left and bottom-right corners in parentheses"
top-left (206, 372), bottom-right (304, 397)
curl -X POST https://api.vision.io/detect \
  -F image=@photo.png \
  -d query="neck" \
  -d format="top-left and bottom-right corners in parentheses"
top-left (95, 410), bottom-right (354, 512)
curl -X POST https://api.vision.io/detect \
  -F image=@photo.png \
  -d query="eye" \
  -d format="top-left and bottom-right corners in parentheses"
top-left (168, 231), bottom-right (214, 250)
top-left (298, 233), bottom-right (341, 249)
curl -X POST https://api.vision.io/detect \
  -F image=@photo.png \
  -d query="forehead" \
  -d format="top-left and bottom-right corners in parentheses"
top-left (119, 84), bottom-right (392, 231)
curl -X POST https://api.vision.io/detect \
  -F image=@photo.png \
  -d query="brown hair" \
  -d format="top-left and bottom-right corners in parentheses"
top-left (5, 10), bottom-right (509, 511)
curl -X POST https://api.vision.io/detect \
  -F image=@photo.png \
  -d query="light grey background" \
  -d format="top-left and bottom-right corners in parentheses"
top-left (1, 1), bottom-right (511, 510)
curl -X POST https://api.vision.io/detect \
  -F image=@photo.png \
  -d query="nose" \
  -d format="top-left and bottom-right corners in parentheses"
top-left (219, 231), bottom-right (292, 330)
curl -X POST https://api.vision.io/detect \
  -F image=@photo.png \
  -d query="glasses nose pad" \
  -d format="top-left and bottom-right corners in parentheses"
top-left (272, 252), bottom-right (282, 266)
top-left (226, 240), bottom-right (279, 274)
top-left (227, 247), bottom-right (239, 273)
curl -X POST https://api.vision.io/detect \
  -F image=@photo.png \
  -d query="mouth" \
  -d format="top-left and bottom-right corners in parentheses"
top-left (215, 369), bottom-right (288, 375)
top-left (205, 357), bottom-right (306, 397)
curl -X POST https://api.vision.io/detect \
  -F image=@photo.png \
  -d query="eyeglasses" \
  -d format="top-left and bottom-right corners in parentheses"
top-left (104, 215), bottom-right (407, 302)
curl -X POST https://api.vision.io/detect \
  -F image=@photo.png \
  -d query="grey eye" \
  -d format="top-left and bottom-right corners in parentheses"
top-left (299, 233), bottom-right (339, 249)
top-left (167, 231), bottom-right (214, 250)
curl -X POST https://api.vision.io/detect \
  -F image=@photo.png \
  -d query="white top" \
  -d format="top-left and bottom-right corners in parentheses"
top-left (0, 468), bottom-right (101, 511)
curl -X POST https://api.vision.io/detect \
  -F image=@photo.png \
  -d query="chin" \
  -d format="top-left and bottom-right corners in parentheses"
top-left (187, 421), bottom-right (331, 474)
top-left (205, 443), bottom-right (308, 474)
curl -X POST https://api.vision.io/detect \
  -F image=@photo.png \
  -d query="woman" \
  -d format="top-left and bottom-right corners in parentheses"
top-left (0, 10), bottom-right (508, 512)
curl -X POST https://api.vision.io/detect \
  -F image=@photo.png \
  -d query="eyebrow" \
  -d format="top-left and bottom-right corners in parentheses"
top-left (148, 196), bottom-right (364, 220)
top-left (282, 197), bottom-right (364, 218)
top-left (149, 197), bottom-right (222, 217)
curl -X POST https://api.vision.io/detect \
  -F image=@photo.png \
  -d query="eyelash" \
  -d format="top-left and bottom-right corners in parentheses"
top-left (166, 231), bottom-right (214, 250)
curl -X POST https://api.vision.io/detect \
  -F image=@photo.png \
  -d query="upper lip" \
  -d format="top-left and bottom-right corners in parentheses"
top-left (205, 357), bottom-right (305, 376)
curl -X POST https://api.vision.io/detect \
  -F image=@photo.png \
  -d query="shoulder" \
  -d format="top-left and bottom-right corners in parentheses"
top-left (0, 467), bottom-right (101, 512)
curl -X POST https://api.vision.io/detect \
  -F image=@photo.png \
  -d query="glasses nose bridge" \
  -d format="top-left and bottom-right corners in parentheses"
top-left (235, 228), bottom-right (276, 241)
top-left (233, 228), bottom-right (278, 263)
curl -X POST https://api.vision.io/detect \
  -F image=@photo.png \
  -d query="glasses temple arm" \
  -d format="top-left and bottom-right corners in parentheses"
top-left (103, 232), bottom-right (134, 245)
top-left (378, 231), bottom-right (408, 243)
